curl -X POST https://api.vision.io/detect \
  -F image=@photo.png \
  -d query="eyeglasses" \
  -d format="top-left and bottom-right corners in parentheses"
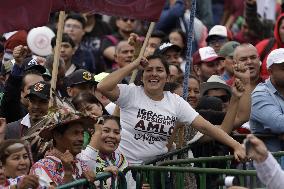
top-left (121, 18), bottom-right (135, 22)
top-left (208, 38), bottom-right (227, 46)
top-left (212, 95), bottom-right (230, 103)
top-left (64, 24), bottom-right (83, 30)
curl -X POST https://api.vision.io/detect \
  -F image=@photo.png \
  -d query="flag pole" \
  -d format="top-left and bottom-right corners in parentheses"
top-left (49, 11), bottom-right (65, 107)
top-left (129, 22), bottom-right (155, 83)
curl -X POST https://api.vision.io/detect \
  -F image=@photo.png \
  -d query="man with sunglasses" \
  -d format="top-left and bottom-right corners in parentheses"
top-left (100, 17), bottom-right (137, 70)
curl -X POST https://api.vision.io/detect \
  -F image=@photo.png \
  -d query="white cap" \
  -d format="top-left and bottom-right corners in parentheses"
top-left (207, 75), bottom-right (227, 85)
top-left (27, 26), bottom-right (55, 56)
top-left (94, 72), bottom-right (109, 82)
top-left (206, 25), bottom-right (228, 42)
top-left (193, 46), bottom-right (224, 65)
top-left (266, 48), bottom-right (284, 69)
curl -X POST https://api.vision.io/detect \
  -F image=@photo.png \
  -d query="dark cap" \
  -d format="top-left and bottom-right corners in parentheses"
top-left (25, 81), bottom-right (50, 100)
top-left (23, 57), bottom-right (46, 74)
top-left (154, 42), bottom-right (181, 55)
top-left (67, 69), bottom-right (97, 87)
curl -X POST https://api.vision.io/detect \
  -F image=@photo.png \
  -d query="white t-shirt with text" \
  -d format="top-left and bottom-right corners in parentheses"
top-left (116, 84), bottom-right (199, 164)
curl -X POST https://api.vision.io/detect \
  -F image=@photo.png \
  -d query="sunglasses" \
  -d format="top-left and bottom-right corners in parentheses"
top-left (212, 95), bottom-right (230, 103)
top-left (121, 18), bottom-right (135, 22)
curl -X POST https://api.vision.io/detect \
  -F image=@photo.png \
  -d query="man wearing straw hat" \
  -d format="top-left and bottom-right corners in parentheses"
top-left (30, 105), bottom-right (99, 187)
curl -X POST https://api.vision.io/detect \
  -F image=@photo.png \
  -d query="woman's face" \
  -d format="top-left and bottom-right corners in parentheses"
top-left (187, 78), bottom-right (200, 109)
top-left (99, 119), bottom-right (121, 154)
top-left (169, 31), bottom-right (184, 49)
top-left (84, 103), bottom-right (103, 117)
top-left (4, 148), bottom-right (30, 178)
top-left (142, 58), bottom-right (168, 95)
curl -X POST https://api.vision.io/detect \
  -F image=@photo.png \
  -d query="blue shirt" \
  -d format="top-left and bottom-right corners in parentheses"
top-left (250, 78), bottom-right (284, 152)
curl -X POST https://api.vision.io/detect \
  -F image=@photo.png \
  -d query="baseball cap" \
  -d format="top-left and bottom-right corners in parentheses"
top-left (154, 42), bottom-right (181, 55)
top-left (266, 48), bottom-right (284, 69)
top-left (218, 41), bottom-right (240, 57)
top-left (67, 69), bottom-right (98, 87)
top-left (25, 81), bottom-right (51, 100)
top-left (23, 57), bottom-right (46, 74)
top-left (200, 75), bottom-right (232, 97)
top-left (193, 46), bottom-right (224, 65)
top-left (206, 25), bottom-right (231, 42)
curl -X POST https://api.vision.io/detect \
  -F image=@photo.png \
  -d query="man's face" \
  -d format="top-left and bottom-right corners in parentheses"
top-left (67, 83), bottom-right (95, 97)
top-left (208, 37), bottom-right (228, 53)
top-left (116, 18), bottom-right (136, 34)
top-left (195, 61), bottom-right (219, 82)
top-left (145, 37), bottom-right (162, 57)
top-left (164, 49), bottom-right (181, 66)
top-left (269, 63), bottom-right (284, 89)
top-left (27, 95), bottom-right (49, 124)
top-left (207, 89), bottom-right (230, 112)
top-left (234, 46), bottom-right (260, 81)
top-left (55, 122), bottom-right (85, 156)
top-left (114, 42), bottom-right (135, 68)
top-left (64, 19), bottom-right (85, 45)
top-left (60, 42), bottom-right (75, 63)
top-left (21, 74), bottom-right (44, 107)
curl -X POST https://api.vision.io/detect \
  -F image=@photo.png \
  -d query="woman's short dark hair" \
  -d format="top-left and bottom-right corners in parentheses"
top-left (103, 115), bottom-right (121, 130)
top-left (146, 54), bottom-right (170, 75)
top-left (0, 139), bottom-right (30, 165)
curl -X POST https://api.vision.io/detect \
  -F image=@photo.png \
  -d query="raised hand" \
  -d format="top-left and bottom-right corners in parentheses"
top-left (13, 45), bottom-right (29, 65)
top-left (17, 175), bottom-right (39, 189)
top-left (104, 166), bottom-right (119, 177)
top-left (232, 78), bottom-right (245, 99)
top-left (233, 63), bottom-right (250, 84)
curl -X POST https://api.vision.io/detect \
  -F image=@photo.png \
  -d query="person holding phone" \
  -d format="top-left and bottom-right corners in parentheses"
top-left (245, 134), bottom-right (284, 189)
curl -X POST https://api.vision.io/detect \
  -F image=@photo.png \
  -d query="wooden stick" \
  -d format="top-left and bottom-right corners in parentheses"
top-left (129, 22), bottom-right (155, 83)
top-left (49, 11), bottom-right (65, 107)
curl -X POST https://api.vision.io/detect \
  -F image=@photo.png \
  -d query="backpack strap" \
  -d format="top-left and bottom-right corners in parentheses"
top-left (260, 38), bottom-right (275, 62)
top-left (105, 35), bottom-right (119, 46)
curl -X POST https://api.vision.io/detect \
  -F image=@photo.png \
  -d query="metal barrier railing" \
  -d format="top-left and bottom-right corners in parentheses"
top-left (125, 151), bottom-right (284, 189)
top-left (124, 165), bottom-right (258, 189)
top-left (57, 171), bottom-right (127, 189)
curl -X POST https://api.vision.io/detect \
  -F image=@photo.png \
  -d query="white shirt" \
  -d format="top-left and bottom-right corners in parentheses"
top-left (21, 114), bottom-right (31, 128)
top-left (254, 152), bottom-right (284, 189)
top-left (116, 84), bottom-right (199, 164)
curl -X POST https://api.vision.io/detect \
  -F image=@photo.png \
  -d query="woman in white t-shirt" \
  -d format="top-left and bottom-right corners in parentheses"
top-left (97, 54), bottom-right (245, 165)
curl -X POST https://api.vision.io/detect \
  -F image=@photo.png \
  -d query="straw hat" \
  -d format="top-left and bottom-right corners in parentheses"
top-left (39, 106), bottom-right (96, 140)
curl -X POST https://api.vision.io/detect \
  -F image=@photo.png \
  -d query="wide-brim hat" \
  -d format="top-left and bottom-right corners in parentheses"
top-left (39, 108), bottom-right (96, 140)
top-left (200, 75), bottom-right (232, 97)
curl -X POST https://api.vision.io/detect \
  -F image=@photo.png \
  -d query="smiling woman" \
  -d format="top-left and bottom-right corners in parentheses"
top-left (97, 54), bottom-right (246, 165)
top-left (0, 140), bottom-right (31, 179)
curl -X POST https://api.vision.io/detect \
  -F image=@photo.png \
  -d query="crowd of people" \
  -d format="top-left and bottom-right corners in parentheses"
top-left (1, 0), bottom-right (284, 188)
